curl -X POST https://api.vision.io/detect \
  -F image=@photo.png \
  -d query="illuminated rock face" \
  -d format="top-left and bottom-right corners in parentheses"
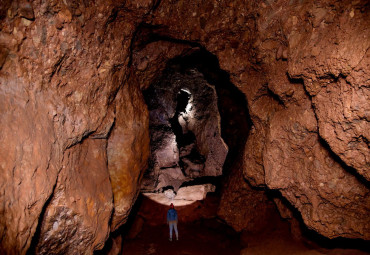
top-left (143, 184), bottom-right (216, 207)
top-left (142, 69), bottom-right (228, 193)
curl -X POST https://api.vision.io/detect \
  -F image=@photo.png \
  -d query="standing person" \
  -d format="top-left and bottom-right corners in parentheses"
top-left (167, 203), bottom-right (179, 241)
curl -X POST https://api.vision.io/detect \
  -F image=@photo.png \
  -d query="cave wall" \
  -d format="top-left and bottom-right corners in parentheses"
top-left (0, 1), bottom-right (152, 254)
top-left (141, 0), bottom-right (370, 239)
top-left (34, 138), bottom-right (113, 254)
top-left (218, 159), bottom-right (277, 233)
top-left (143, 69), bottom-right (228, 192)
top-left (0, 0), bottom-right (369, 253)
top-left (107, 75), bottom-right (149, 231)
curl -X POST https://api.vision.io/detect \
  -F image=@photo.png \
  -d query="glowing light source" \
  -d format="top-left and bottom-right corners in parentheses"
top-left (142, 184), bottom-right (215, 206)
top-left (185, 101), bottom-right (192, 113)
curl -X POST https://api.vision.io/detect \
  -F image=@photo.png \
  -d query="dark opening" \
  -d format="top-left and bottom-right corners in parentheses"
top-left (169, 90), bottom-right (195, 148)
top-left (175, 90), bottom-right (191, 113)
top-left (142, 48), bottom-right (252, 195)
top-left (165, 50), bottom-right (252, 176)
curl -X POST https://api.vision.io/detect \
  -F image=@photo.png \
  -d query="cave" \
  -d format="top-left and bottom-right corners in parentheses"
top-left (141, 51), bottom-right (234, 201)
top-left (0, 0), bottom-right (369, 255)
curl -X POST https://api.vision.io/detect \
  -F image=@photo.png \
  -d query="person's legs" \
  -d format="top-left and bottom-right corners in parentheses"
top-left (174, 222), bottom-right (178, 240)
top-left (169, 222), bottom-right (174, 241)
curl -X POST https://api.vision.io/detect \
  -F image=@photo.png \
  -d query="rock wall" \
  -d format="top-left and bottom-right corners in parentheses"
top-left (143, 0), bottom-right (370, 240)
top-left (0, 0), bottom-right (369, 253)
top-left (35, 138), bottom-right (113, 254)
top-left (0, 0), bottom-right (151, 254)
top-left (107, 76), bottom-right (150, 231)
top-left (218, 160), bottom-right (277, 233)
top-left (142, 69), bottom-right (228, 192)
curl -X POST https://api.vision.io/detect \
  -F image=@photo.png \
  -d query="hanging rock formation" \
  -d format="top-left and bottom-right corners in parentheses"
top-left (0, 0), bottom-right (369, 254)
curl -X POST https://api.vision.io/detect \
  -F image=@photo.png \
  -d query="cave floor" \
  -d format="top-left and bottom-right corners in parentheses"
top-left (122, 219), bottom-right (241, 255)
top-left (121, 218), bottom-right (368, 255)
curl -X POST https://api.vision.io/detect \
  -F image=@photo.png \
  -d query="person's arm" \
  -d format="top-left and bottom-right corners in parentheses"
top-left (167, 210), bottom-right (169, 224)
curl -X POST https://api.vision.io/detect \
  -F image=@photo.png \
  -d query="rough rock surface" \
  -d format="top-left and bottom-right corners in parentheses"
top-left (0, 0), bottom-right (152, 253)
top-left (264, 102), bottom-right (370, 239)
top-left (286, 2), bottom-right (370, 180)
top-left (35, 138), bottom-right (113, 254)
top-left (107, 78), bottom-right (150, 231)
top-left (142, 69), bottom-right (228, 192)
top-left (0, 78), bottom-right (59, 254)
top-left (218, 160), bottom-right (277, 233)
top-left (0, 0), bottom-right (369, 253)
top-left (142, 0), bottom-right (370, 240)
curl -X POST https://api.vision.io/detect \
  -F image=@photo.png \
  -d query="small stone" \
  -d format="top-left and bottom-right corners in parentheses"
top-left (276, 46), bottom-right (283, 60)
top-left (292, 16), bottom-right (298, 26)
top-left (21, 18), bottom-right (32, 26)
top-left (52, 222), bottom-right (58, 231)
top-left (7, 9), bottom-right (13, 18)
top-left (57, 8), bottom-right (72, 23)
top-left (349, 9), bottom-right (355, 18)
top-left (286, 89), bottom-right (294, 97)
top-left (19, 2), bottom-right (34, 20)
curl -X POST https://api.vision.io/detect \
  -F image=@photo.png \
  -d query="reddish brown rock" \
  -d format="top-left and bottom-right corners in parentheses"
top-left (312, 76), bottom-right (369, 180)
top-left (132, 41), bottom-right (194, 90)
top-left (264, 103), bottom-right (370, 239)
top-left (0, 83), bottom-right (58, 254)
top-left (145, 0), bottom-right (370, 240)
top-left (0, 0), bottom-right (153, 253)
top-left (0, 0), bottom-right (369, 253)
top-left (218, 161), bottom-right (277, 233)
top-left (107, 77), bottom-right (150, 231)
top-left (35, 138), bottom-right (113, 254)
top-left (286, 1), bottom-right (370, 180)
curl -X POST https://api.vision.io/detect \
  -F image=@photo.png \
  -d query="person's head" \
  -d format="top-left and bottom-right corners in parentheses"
top-left (170, 203), bottom-right (174, 209)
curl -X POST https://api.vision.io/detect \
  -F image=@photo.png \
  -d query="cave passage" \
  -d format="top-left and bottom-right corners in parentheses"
top-left (169, 89), bottom-right (204, 177)
top-left (165, 50), bottom-right (252, 173)
top-left (141, 49), bottom-right (250, 208)
top-left (169, 89), bottom-right (195, 148)
top-left (117, 48), bottom-right (370, 255)
top-left (103, 51), bottom-right (253, 253)
top-left (2, 1), bottom-right (370, 254)
top-left (175, 89), bottom-right (191, 114)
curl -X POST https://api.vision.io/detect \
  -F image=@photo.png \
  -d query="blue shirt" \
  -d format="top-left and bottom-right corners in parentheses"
top-left (167, 208), bottom-right (178, 221)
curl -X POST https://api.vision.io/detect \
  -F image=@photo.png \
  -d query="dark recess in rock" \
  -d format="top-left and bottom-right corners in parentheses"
top-left (142, 51), bottom-right (230, 193)
top-left (165, 50), bottom-right (252, 176)
top-left (266, 190), bottom-right (370, 253)
top-left (26, 184), bottom-right (57, 255)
